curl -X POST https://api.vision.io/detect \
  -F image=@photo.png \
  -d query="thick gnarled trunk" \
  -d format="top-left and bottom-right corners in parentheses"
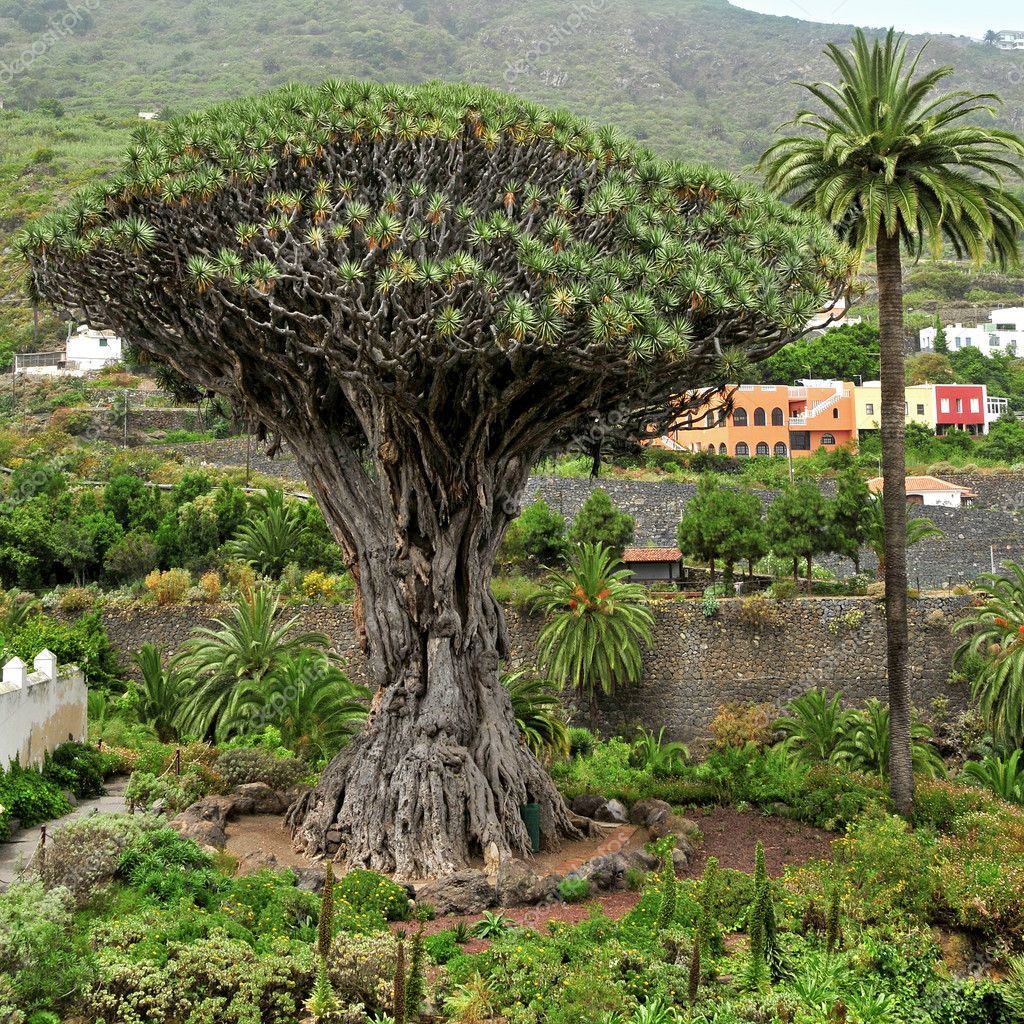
top-left (285, 432), bottom-right (580, 879)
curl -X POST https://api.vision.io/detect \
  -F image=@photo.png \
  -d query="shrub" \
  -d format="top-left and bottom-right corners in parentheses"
top-left (328, 930), bottom-right (402, 1013)
top-left (499, 498), bottom-right (568, 569)
top-left (558, 877), bottom-right (590, 903)
top-left (568, 726), bottom-right (596, 758)
top-left (567, 488), bottom-right (635, 561)
top-left (199, 570), bottom-right (222, 603)
top-left (103, 531), bottom-right (159, 583)
top-left (124, 769), bottom-right (211, 813)
top-left (335, 868), bottom-right (411, 922)
top-left (144, 567), bottom-right (191, 605)
top-left (55, 585), bottom-right (97, 614)
top-left (42, 740), bottom-right (107, 799)
top-left (709, 702), bottom-right (775, 750)
top-left (301, 569), bottom-right (347, 601)
top-left (215, 747), bottom-right (306, 790)
top-left (0, 760), bottom-right (71, 830)
top-left (423, 929), bottom-right (462, 964)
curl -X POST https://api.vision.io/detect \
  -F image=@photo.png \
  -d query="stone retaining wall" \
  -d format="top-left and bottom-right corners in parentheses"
top-left (96, 594), bottom-right (971, 742)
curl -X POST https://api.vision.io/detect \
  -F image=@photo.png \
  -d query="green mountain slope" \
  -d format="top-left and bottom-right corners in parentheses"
top-left (1, 0), bottom-right (1023, 357)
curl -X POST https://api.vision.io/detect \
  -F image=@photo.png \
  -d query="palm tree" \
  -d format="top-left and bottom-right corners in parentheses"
top-left (862, 496), bottom-right (943, 579)
top-left (502, 670), bottom-right (571, 761)
top-left (761, 29), bottom-right (1024, 813)
top-left (953, 562), bottom-right (1024, 748)
top-left (226, 487), bottom-right (307, 579)
top-left (173, 588), bottom-right (332, 739)
top-left (773, 688), bottom-right (854, 764)
top-left (533, 542), bottom-right (654, 701)
top-left (132, 642), bottom-right (184, 742)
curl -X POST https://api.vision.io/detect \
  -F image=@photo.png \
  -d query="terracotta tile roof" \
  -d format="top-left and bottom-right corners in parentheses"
top-left (623, 547), bottom-right (682, 563)
top-left (867, 475), bottom-right (977, 497)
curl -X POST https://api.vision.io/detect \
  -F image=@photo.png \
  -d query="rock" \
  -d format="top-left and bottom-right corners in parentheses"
top-left (649, 812), bottom-right (696, 841)
top-left (628, 798), bottom-right (672, 827)
top-left (416, 869), bottom-right (497, 916)
top-left (570, 795), bottom-right (608, 819)
top-left (671, 848), bottom-right (689, 873)
top-left (594, 799), bottom-right (628, 825)
top-left (623, 848), bottom-right (660, 872)
top-left (150, 798), bottom-right (167, 817)
top-left (496, 860), bottom-right (544, 907)
top-left (232, 783), bottom-right (286, 815)
top-left (236, 850), bottom-right (279, 876)
top-left (62, 791), bottom-right (78, 808)
top-left (169, 795), bottom-right (237, 850)
top-left (571, 852), bottom-right (629, 891)
top-left (529, 873), bottom-right (562, 905)
top-left (292, 865), bottom-right (327, 893)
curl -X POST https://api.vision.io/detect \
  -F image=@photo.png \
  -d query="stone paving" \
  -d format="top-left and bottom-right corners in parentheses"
top-left (0, 774), bottom-right (129, 889)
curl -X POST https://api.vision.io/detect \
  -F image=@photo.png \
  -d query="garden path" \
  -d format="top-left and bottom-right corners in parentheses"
top-left (0, 775), bottom-right (129, 889)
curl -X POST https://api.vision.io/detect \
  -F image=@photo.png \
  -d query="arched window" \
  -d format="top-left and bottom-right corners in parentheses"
top-left (753, 407), bottom-right (766, 426)
top-left (820, 433), bottom-right (836, 445)
top-left (771, 408), bottom-right (784, 426)
top-left (755, 441), bottom-right (770, 457)
top-left (735, 442), bottom-right (749, 457)
top-left (833, 407), bottom-right (840, 418)
top-left (774, 441), bottom-right (788, 457)
top-left (705, 411), bottom-right (714, 428)
top-left (732, 408), bottom-right (748, 427)
top-left (718, 443), bottom-right (728, 455)
top-left (717, 409), bottom-right (727, 427)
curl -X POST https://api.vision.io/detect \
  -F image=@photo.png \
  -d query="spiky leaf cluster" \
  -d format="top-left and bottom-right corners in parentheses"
top-left (22, 79), bottom-right (851, 462)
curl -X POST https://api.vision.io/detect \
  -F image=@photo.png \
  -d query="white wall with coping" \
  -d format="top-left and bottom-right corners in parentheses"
top-left (0, 651), bottom-right (87, 769)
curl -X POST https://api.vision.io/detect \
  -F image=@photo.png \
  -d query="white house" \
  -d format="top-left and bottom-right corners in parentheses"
top-left (994, 30), bottom-right (1024, 50)
top-left (867, 475), bottom-right (976, 509)
top-left (66, 325), bottom-right (123, 369)
top-left (920, 307), bottom-right (1024, 356)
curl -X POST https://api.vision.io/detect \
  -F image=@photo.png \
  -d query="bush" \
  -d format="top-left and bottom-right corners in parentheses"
top-left (124, 769), bottom-right (211, 813)
top-left (709, 702), bottom-right (775, 750)
top-left (336, 868), bottom-right (411, 922)
top-left (199, 570), bottom-right (222, 603)
top-left (0, 760), bottom-right (71, 831)
top-left (558, 877), bottom-right (590, 903)
top-left (568, 726), bottom-right (596, 758)
top-left (214, 747), bottom-right (306, 790)
top-left (499, 498), bottom-right (568, 570)
top-left (424, 929), bottom-right (462, 964)
top-left (42, 740), bottom-right (107, 799)
top-left (328, 930), bottom-right (402, 1012)
top-left (144, 567), bottom-right (191, 605)
top-left (567, 488), bottom-right (635, 561)
top-left (103, 531), bottom-right (159, 583)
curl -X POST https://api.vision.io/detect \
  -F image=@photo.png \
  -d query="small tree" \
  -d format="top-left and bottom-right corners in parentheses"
top-left (567, 488), bottom-right (635, 561)
top-left (828, 468), bottom-right (871, 574)
top-left (678, 477), bottom-right (766, 587)
top-left (499, 498), bottom-right (567, 570)
top-left (932, 315), bottom-right (949, 354)
top-left (764, 479), bottom-right (832, 587)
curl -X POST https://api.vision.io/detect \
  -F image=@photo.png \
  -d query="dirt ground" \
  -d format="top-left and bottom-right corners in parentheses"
top-left (224, 806), bottom-right (834, 940)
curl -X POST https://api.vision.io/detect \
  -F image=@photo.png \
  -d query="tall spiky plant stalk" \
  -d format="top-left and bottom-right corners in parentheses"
top-left (393, 936), bottom-right (407, 1024)
top-left (317, 861), bottom-right (335, 960)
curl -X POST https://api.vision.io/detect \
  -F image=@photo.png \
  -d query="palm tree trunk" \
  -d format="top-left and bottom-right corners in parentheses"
top-left (876, 230), bottom-right (914, 814)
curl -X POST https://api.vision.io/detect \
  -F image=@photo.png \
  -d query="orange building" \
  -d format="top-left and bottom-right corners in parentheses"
top-left (664, 382), bottom-right (858, 458)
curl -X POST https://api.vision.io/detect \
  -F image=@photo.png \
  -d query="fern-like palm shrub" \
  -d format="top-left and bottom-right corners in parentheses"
top-left (131, 643), bottom-right (184, 743)
top-left (962, 751), bottom-right (1024, 805)
top-left (534, 543), bottom-right (654, 700)
top-left (172, 589), bottom-right (332, 741)
top-left (837, 699), bottom-right (945, 780)
top-left (502, 670), bottom-right (571, 760)
top-left (773, 688), bottom-right (853, 765)
top-left (953, 562), bottom-right (1024, 749)
top-left (225, 488), bottom-right (307, 579)
top-left (23, 78), bottom-right (850, 877)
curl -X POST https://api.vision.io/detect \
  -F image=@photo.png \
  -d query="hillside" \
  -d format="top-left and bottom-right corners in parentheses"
top-left (1, 0), bottom-right (1024, 357)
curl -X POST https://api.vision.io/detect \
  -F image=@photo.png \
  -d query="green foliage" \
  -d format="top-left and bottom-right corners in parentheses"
top-left (756, 322), bottom-right (881, 384)
top-left (0, 759), bottom-right (71, 831)
top-left (214, 746), bottom-right (308, 790)
top-left (774, 688), bottom-right (855, 764)
top-left (677, 476), bottom-right (765, 586)
top-left (954, 561), bottom-right (1024, 747)
top-left (335, 869), bottom-right (411, 923)
top-left (132, 643), bottom-right (183, 742)
top-left (558, 877), bottom-right (591, 904)
top-left (499, 498), bottom-right (567, 570)
top-left (862, 496), bottom-right (943, 579)
top-left (502, 670), bottom-right (570, 759)
top-left (226, 488), bottom-right (308, 579)
top-left (962, 750), bottom-right (1024, 805)
top-left (471, 911), bottom-right (513, 939)
top-left (765, 479), bottom-right (833, 583)
top-left (629, 728), bottom-right (689, 777)
top-left (567, 489), bottom-right (636, 562)
top-left (534, 543), bottom-right (654, 698)
top-left (41, 740), bottom-right (107, 799)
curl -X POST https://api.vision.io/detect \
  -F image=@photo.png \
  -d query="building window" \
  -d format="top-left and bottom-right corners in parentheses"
top-left (706, 411), bottom-right (714, 428)
top-left (940, 398), bottom-right (950, 413)
top-left (970, 398), bottom-right (980, 413)
top-left (754, 407), bottom-right (766, 426)
top-left (718, 443), bottom-right (727, 455)
top-left (735, 442), bottom-right (749, 457)
top-left (865, 402), bottom-right (874, 415)
top-left (820, 433), bottom-right (836, 445)
top-left (718, 409), bottom-right (727, 426)
top-left (833, 407), bottom-right (839, 418)
top-left (956, 398), bottom-right (963, 413)
top-left (771, 408), bottom-right (784, 426)
top-left (99, 337), bottom-right (109, 347)
top-left (916, 404), bottom-right (925, 416)
top-left (774, 441), bottom-right (788, 457)
top-left (732, 408), bottom-right (747, 427)
top-left (755, 441), bottom-right (770, 456)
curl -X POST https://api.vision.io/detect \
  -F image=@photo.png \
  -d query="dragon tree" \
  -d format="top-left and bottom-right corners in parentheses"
top-left (22, 80), bottom-right (852, 879)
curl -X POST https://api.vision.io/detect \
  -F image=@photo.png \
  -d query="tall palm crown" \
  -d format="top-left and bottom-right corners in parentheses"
top-left (760, 28), bottom-right (1024, 263)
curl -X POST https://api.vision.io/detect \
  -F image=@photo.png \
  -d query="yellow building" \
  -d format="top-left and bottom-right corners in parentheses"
top-left (853, 382), bottom-right (935, 433)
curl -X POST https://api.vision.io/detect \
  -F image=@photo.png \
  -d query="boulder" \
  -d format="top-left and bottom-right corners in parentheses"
top-left (232, 783), bottom-right (287, 815)
top-left (594, 799), bottom-right (628, 825)
top-left (236, 850), bottom-right (280, 876)
top-left (649, 812), bottom-right (698, 841)
top-left (629, 798), bottom-right (673, 828)
top-left (495, 860), bottom-right (543, 906)
top-left (169, 794), bottom-right (237, 850)
top-left (417, 869), bottom-right (497, 916)
top-left (150, 798), bottom-right (167, 817)
top-left (571, 852), bottom-right (629, 891)
top-left (292, 865), bottom-right (327, 894)
top-left (570, 794), bottom-right (608, 819)
top-left (623, 848), bottom-right (660, 873)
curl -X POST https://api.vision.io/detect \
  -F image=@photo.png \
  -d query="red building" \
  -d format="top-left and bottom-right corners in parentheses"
top-left (934, 384), bottom-right (986, 436)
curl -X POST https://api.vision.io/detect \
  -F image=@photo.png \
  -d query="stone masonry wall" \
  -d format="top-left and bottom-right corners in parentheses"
top-left (96, 594), bottom-right (971, 743)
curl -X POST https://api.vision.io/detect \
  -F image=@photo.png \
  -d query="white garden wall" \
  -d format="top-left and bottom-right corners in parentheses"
top-left (0, 651), bottom-right (87, 769)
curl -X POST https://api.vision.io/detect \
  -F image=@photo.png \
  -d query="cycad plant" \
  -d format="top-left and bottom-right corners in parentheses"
top-left (172, 588), bottom-right (332, 740)
top-left (962, 750), bottom-right (1024, 805)
top-left (132, 642), bottom-right (183, 743)
top-left (773, 688), bottom-right (853, 764)
top-left (225, 487), bottom-right (307, 579)
top-left (502, 670), bottom-right (571, 760)
top-left (837, 699), bottom-right (945, 779)
top-left (953, 562), bottom-right (1024, 748)
top-left (534, 543), bottom-right (654, 700)
top-left (762, 28), bottom-right (1024, 814)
